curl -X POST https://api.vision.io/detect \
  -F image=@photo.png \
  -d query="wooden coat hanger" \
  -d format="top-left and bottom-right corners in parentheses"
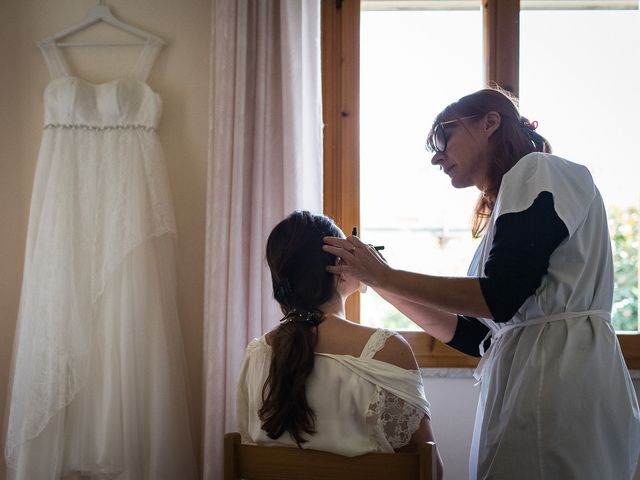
top-left (38, 0), bottom-right (165, 47)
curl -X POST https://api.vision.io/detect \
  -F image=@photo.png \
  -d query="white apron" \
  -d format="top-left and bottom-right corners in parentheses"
top-left (467, 153), bottom-right (640, 480)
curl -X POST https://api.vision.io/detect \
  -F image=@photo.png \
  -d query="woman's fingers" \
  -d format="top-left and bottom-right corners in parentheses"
top-left (345, 234), bottom-right (367, 247)
top-left (371, 247), bottom-right (387, 263)
top-left (322, 236), bottom-right (365, 259)
top-left (323, 244), bottom-right (353, 258)
top-left (323, 235), bottom-right (367, 250)
top-left (326, 264), bottom-right (347, 274)
top-left (323, 236), bottom-right (350, 248)
top-left (323, 234), bottom-right (387, 284)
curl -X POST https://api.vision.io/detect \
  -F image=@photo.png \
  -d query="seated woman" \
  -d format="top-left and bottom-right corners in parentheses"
top-left (236, 211), bottom-right (443, 477)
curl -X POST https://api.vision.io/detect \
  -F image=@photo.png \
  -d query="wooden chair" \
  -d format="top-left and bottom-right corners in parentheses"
top-left (224, 432), bottom-right (436, 480)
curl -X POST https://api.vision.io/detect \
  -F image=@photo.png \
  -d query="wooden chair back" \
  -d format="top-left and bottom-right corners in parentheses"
top-left (224, 432), bottom-right (436, 480)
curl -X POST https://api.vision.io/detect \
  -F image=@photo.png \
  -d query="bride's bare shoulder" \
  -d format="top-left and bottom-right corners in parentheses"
top-left (371, 332), bottom-right (419, 371)
top-left (318, 319), bottom-right (418, 370)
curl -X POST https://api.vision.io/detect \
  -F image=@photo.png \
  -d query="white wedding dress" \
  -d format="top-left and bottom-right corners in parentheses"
top-left (5, 40), bottom-right (198, 479)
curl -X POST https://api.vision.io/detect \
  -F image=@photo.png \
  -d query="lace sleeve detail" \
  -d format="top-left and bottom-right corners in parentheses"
top-left (360, 328), bottom-right (397, 359)
top-left (365, 386), bottom-right (426, 450)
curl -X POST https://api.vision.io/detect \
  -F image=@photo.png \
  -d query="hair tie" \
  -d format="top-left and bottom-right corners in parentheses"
top-left (522, 119), bottom-right (538, 130)
top-left (280, 309), bottom-right (322, 327)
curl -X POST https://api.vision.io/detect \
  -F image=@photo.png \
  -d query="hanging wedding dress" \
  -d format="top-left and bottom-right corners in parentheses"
top-left (5, 40), bottom-right (198, 479)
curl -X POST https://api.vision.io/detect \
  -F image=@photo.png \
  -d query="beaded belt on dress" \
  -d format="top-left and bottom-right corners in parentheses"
top-left (44, 123), bottom-right (157, 133)
top-left (473, 309), bottom-right (612, 384)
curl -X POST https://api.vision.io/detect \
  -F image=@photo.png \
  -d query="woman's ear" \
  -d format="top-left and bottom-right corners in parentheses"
top-left (484, 111), bottom-right (501, 138)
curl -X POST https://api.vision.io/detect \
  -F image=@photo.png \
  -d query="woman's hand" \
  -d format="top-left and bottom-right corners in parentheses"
top-left (325, 235), bottom-right (492, 320)
top-left (323, 235), bottom-right (391, 288)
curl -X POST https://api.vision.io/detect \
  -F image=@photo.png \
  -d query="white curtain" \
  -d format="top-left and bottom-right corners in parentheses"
top-left (203, 1), bottom-right (322, 477)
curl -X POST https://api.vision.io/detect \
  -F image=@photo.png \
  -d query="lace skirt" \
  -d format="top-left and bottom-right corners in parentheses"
top-left (6, 129), bottom-right (197, 479)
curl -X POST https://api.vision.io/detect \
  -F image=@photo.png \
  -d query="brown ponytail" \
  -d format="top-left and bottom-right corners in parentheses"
top-left (259, 211), bottom-right (341, 446)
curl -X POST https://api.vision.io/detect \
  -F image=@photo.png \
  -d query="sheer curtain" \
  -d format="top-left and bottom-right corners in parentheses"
top-left (203, 1), bottom-right (322, 477)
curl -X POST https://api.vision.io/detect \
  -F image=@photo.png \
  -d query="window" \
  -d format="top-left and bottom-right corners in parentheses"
top-left (519, 3), bottom-right (640, 331)
top-left (360, 5), bottom-right (483, 330)
top-left (321, 0), bottom-right (640, 368)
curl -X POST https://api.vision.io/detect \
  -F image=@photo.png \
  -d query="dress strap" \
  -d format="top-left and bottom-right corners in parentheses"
top-left (130, 39), bottom-right (162, 82)
top-left (360, 329), bottom-right (396, 359)
top-left (38, 42), bottom-right (70, 80)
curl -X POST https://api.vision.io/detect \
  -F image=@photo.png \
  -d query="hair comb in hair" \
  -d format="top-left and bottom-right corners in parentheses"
top-left (280, 310), bottom-right (322, 327)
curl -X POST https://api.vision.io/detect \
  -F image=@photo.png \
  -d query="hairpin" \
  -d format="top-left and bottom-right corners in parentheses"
top-left (279, 310), bottom-right (321, 327)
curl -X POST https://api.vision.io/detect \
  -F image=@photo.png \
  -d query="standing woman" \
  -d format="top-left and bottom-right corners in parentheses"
top-left (324, 88), bottom-right (640, 479)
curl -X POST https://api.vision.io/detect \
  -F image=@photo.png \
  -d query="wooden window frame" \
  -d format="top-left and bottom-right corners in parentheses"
top-left (321, 0), bottom-right (640, 369)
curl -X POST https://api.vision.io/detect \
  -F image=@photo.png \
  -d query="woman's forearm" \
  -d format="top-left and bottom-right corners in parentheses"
top-left (322, 236), bottom-right (493, 319)
top-left (374, 288), bottom-right (458, 343)
top-left (377, 269), bottom-right (493, 320)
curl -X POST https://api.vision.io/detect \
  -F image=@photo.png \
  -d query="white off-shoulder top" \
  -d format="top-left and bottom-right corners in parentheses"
top-left (236, 328), bottom-right (431, 456)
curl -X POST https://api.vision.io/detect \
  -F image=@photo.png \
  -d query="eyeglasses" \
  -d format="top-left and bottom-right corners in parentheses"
top-left (429, 115), bottom-right (479, 153)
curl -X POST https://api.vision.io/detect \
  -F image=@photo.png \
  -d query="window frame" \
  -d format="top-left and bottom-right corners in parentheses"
top-left (321, 0), bottom-right (640, 369)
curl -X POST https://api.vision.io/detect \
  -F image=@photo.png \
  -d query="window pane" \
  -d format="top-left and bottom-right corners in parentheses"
top-left (360, 5), bottom-right (483, 330)
top-left (520, 4), bottom-right (640, 331)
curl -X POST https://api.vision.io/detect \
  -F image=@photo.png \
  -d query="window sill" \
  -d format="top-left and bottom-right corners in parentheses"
top-left (403, 331), bottom-right (640, 370)
top-left (418, 368), bottom-right (640, 379)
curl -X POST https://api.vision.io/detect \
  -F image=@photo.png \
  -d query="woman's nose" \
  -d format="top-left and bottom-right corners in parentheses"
top-left (431, 152), bottom-right (443, 166)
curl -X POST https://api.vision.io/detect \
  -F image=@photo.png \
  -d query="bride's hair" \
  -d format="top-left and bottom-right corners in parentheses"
top-left (259, 211), bottom-right (341, 447)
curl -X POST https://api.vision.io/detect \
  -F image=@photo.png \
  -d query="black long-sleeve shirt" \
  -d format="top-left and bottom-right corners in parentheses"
top-left (446, 191), bottom-right (569, 357)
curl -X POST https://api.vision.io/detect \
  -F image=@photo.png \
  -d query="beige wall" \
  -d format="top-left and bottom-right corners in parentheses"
top-left (0, 1), bottom-right (210, 478)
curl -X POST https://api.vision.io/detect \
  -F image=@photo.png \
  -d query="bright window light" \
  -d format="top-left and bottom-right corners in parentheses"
top-left (520, 6), bottom-right (640, 331)
top-left (360, 5), bottom-right (483, 329)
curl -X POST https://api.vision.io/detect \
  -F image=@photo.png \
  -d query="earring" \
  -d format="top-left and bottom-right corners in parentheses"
top-left (359, 282), bottom-right (367, 294)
